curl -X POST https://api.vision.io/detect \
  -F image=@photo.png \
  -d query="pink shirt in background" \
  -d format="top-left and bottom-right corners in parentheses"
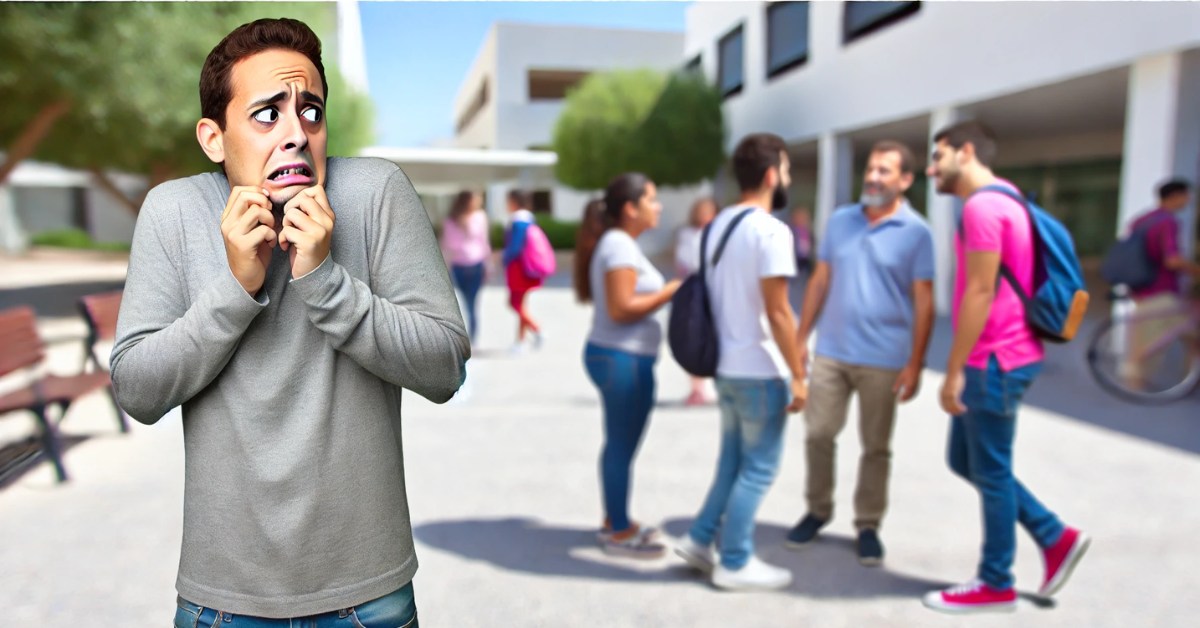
top-left (953, 180), bottom-right (1045, 371)
top-left (441, 210), bottom-right (492, 266)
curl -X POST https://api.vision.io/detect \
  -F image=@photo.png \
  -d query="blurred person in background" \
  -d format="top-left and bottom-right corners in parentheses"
top-left (110, 18), bottom-right (467, 626)
top-left (575, 174), bottom-right (681, 558)
top-left (501, 188), bottom-right (543, 353)
top-left (441, 189), bottom-right (491, 345)
top-left (788, 206), bottom-right (814, 312)
top-left (923, 120), bottom-right (1088, 615)
top-left (785, 141), bottom-right (934, 567)
top-left (675, 196), bottom-right (718, 406)
top-left (1122, 179), bottom-right (1200, 389)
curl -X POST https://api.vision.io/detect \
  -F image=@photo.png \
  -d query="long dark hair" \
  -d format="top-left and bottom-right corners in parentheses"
top-left (447, 190), bottom-right (475, 225)
top-left (573, 172), bottom-right (651, 303)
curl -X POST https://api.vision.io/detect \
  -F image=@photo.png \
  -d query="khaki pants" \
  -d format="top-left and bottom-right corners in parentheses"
top-left (804, 356), bottom-right (901, 531)
top-left (1121, 293), bottom-right (1188, 387)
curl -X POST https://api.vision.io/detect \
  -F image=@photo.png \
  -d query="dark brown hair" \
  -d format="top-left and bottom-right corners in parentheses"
top-left (507, 189), bottom-right (532, 210)
top-left (869, 140), bottom-right (916, 175)
top-left (1158, 178), bottom-right (1192, 201)
top-left (447, 190), bottom-right (476, 224)
top-left (933, 120), bottom-right (997, 167)
top-left (732, 133), bottom-right (787, 192)
top-left (573, 173), bottom-right (652, 303)
top-left (200, 18), bottom-right (328, 129)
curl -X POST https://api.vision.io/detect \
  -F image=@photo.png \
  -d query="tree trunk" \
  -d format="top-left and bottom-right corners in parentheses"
top-left (0, 100), bottom-right (71, 186)
top-left (91, 161), bottom-right (175, 217)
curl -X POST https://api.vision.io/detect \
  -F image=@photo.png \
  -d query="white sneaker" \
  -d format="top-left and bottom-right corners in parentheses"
top-left (711, 556), bottom-right (793, 591)
top-left (673, 535), bottom-right (715, 573)
top-left (532, 331), bottom-right (545, 350)
top-left (509, 342), bottom-right (528, 356)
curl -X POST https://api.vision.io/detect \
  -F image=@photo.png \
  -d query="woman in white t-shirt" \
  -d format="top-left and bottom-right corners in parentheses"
top-left (674, 197), bottom-right (718, 406)
top-left (573, 172), bottom-right (681, 559)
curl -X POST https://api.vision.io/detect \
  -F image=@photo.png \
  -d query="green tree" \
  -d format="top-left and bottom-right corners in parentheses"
top-left (0, 2), bottom-right (375, 214)
top-left (551, 69), bottom-right (725, 190)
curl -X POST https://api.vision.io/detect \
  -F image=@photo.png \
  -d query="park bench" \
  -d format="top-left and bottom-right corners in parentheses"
top-left (0, 304), bottom-right (118, 483)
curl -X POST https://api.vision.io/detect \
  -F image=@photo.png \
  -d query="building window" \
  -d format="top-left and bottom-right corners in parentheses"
top-left (717, 24), bottom-right (745, 98)
top-left (456, 78), bottom-right (489, 134)
top-left (531, 190), bottom-right (552, 214)
top-left (843, 1), bottom-right (920, 44)
top-left (766, 2), bottom-right (809, 79)
top-left (528, 69), bottom-right (591, 101)
top-left (683, 53), bottom-right (702, 76)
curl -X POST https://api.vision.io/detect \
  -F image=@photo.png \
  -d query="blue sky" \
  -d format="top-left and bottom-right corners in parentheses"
top-left (359, 1), bottom-right (689, 147)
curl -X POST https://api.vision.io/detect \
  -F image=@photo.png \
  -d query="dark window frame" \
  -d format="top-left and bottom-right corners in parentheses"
top-left (843, 1), bottom-right (920, 45)
top-left (683, 53), bottom-right (703, 76)
top-left (766, 1), bottom-right (810, 80)
top-left (455, 78), bottom-right (489, 134)
top-left (716, 23), bottom-right (745, 99)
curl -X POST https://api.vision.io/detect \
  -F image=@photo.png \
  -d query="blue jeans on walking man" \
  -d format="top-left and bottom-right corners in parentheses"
top-left (688, 377), bottom-right (790, 569)
top-left (947, 356), bottom-right (1065, 590)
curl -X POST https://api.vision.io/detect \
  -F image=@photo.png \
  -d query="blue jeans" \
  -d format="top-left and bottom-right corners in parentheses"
top-left (584, 342), bottom-right (657, 532)
top-left (688, 377), bottom-right (790, 569)
top-left (947, 356), bottom-right (1064, 589)
top-left (173, 583), bottom-right (417, 628)
top-left (451, 262), bottom-right (485, 342)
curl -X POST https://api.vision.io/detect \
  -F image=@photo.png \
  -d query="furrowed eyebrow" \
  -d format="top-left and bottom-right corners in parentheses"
top-left (300, 91), bottom-right (325, 107)
top-left (248, 92), bottom-right (287, 110)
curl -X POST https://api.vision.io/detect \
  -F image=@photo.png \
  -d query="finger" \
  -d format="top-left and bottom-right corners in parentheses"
top-left (224, 188), bottom-right (270, 226)
top-left (243, 224), bottom-right (276, 248)
top-left (237, 206), bottom-right (274, 236)
top-left (283, 207), bottom-right (321, 233)
top-left (303, 185), bottom-right (335, 221)
top-left (288, 195), bottom-right (333, 230)
top-left (279, 226), bottom-right (307, 251)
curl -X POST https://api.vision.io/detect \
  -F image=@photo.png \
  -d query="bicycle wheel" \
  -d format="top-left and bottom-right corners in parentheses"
top-left (1087, 315), bottom-right (1200, 403)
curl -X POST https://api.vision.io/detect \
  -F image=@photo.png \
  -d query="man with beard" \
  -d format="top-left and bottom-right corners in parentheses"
top-left (674, 133), bottom-right (806, 591)
top-left (111, 18), bottom-right (468, 625)
top-left (922, 121), bottom-right (1088, 614)
top-left (784, 141), bottom-right (935, 567)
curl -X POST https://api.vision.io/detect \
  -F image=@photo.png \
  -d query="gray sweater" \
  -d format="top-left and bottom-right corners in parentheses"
top-left (111, 157), bottom-right (469, 617)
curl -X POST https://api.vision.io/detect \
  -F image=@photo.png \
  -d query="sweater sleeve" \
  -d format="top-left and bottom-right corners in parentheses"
top-left (287, 168), bottom-right (470, 403)
top-left (110, 188), bottom-right (267, 424)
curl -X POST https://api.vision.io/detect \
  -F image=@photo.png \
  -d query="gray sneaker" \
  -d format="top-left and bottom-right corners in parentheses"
top-left (598, 525), bottom-right (666, 560)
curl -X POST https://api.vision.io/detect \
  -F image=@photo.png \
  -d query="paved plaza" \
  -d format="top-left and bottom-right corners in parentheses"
top-left (1, 257), bottom-right (1198, 626)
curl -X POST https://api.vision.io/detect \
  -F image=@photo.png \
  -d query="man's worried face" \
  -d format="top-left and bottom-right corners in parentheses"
top-left (198, 49), bottom-right (328, 208)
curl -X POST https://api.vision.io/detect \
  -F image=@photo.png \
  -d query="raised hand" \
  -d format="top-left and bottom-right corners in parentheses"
top-left (279, 185), bottom-right (336, 279)
top-left (220, 186), bottom-right (276, 296)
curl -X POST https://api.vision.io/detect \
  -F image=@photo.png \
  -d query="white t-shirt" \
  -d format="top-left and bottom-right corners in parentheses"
top-left (706, 205), bottom-right (797, 379)
top-left (587, 229), bottom-right (666, 356)
top-left (675, 226), bottom-right (703, 276)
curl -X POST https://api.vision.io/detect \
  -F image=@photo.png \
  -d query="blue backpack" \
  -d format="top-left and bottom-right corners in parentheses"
top-left (965, 186), bottom-right (1090, 343)
top-left (1099, 212), bottom-right (1173, 290)
top-left (668, 208), bottom-right (755, 376)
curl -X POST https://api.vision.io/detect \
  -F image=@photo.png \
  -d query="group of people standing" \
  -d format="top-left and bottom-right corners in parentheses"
top-left (572, 123), bottom-right (1092, 614)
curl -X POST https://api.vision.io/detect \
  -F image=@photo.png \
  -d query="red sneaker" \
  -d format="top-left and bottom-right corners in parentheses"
top-left (923, 579), bottom-right (1016, 614)
top-left (1040, 527), bottom-right (1090, 597)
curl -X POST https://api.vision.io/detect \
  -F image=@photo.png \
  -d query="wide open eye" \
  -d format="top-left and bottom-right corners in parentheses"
top-left (252, 108), bottom-right (279, 124)
top-left (301, 107), bottom-right (323, 123)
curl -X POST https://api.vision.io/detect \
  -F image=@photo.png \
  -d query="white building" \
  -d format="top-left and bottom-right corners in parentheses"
top-left (684, 0), bottom-right (1200, 310)
top-left (450, 22), bottom-right (704, 256)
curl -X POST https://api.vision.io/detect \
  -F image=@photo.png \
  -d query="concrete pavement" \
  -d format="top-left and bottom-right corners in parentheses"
top-left (1, 274), bottom-right (1199, 626)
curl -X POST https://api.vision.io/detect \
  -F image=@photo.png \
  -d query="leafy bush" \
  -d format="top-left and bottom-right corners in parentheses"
top-left (31, 228), bottom-right (130, 252)
top-left (490, 214), bottom-right (580, 251)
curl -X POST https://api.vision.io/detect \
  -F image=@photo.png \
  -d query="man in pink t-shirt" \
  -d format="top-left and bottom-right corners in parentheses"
top-left (921, 121), bottom-right (1090, 615)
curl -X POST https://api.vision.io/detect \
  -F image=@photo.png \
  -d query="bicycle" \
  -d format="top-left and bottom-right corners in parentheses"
top-left (1086, 290), bottom-right (1200, 404)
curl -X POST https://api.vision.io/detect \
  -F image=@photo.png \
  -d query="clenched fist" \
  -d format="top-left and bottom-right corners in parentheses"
top-left (279, 185), bottom-right (335, 279)
top-left (221, 186), bottom-right (276, 296)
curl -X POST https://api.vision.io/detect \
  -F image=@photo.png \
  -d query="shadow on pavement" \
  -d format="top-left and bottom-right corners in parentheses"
top-left (414, 516), bottom-right (953, 599)
top-left (925, 315), bottom-right (1200, 456)
top-left (0, 434), bottom-right (92, 491)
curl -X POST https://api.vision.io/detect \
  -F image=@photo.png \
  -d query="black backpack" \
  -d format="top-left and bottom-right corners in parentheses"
top-left (1100, 212), bottom-right (1173, 290)
top-left (668, 208), bottom-right (755, 377)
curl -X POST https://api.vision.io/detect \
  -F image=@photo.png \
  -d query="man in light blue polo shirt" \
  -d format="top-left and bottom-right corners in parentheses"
top-left (785, 140), bottom-right (935, 566)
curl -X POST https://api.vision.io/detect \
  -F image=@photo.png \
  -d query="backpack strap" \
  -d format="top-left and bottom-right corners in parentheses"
top-left (699, 208), bottom-right (756, 283)
top-left (961, 185), bottom-right (1035, 305)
